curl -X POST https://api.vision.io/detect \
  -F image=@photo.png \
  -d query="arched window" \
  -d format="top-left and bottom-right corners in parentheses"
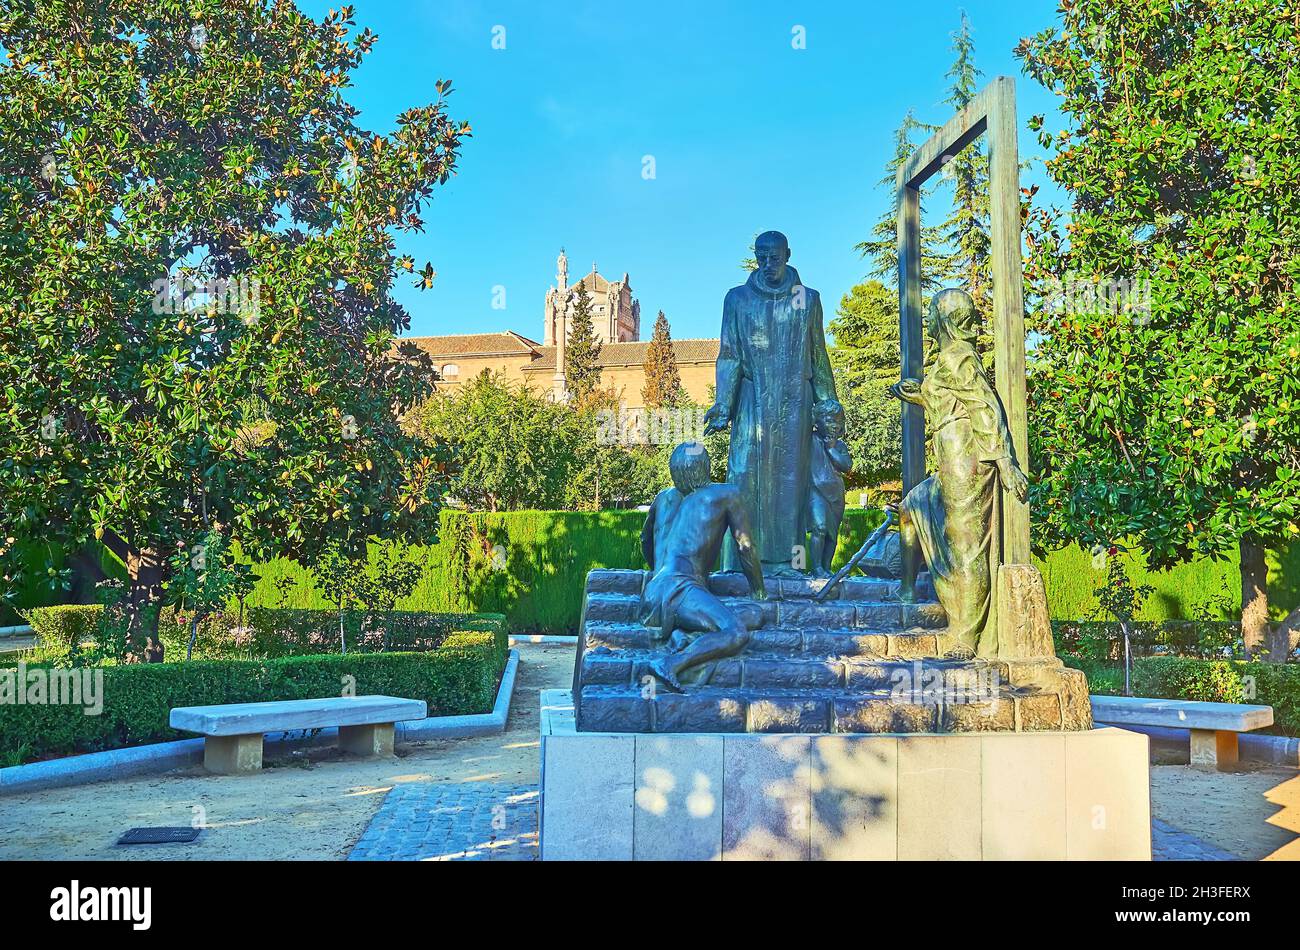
top-left (441, 363), bottom-right (460, 379)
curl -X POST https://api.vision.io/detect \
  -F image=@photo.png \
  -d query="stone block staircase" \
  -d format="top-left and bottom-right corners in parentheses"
top-left (573, 569), bottom-right (1092, 735)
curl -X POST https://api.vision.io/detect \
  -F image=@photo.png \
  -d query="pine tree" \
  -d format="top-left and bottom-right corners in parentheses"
top-left (641, 310), bottom-right (682, 408)
top-left (564, 285), bottom-right (602, 400)
top-left (939, 11), bottom-right (994, 339)
top-left (856, 110), bottom-right (946, 291)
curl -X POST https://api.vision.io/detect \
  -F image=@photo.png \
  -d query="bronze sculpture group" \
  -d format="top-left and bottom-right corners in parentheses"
top-left (642, 231), bottom-right (1029, 689)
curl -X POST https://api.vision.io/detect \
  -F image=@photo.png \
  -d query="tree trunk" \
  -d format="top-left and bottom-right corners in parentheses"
top-left (1275, 606), bottom-right (1300, 657)
top-left (1239, 538), bottom-right (1271, 661)
top-left (125, 545), bottom-right (165, 663)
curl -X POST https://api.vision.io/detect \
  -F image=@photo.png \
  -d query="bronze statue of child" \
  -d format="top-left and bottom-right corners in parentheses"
top-left (641, 442), bottom-right (767, 692)
top-left (808, 398), bottom-right (853, 577)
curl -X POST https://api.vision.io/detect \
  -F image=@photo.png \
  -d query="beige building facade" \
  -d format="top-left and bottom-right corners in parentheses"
top-left (407, 251), bottom-right (719, 410)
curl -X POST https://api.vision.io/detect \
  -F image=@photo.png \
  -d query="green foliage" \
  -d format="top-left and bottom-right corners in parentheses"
top-left (564, 286), bottom-right (602, 400)
top-left (406, 371), bottom-right (666, 512)
top-left (1017, 3), bottom-right (1300, 584)
top-left (22, 601), bottom-right (502, 665)
top-left (1092, 553), bottom-right (1155, 626)
top-left (0, 2), bottom-right (465, 655)
top-left (0, 626), bottom-right (507, 765)
top-left (407, 371), bottom-right (579, 511)
top-left (855, 110), bottom-right (945, 289)
top-left (937, 12), bottom-right (993, 356)
top-left (211, 508), bottom-right (1296, 636)
top-left (641, 311), bottom-right (683, 408)
top-left (830, 281), bottom-right (902, 485)
top-left (20, 604), bottom-right (103, 665)
top-left (1129, 658), bottom-right (1300, 737)
top-left (1060, 657), bottom-right (1300, 737)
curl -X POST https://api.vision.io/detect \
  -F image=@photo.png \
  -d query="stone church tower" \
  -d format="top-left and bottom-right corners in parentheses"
top-left (543, 249), bottom-right (640, 347)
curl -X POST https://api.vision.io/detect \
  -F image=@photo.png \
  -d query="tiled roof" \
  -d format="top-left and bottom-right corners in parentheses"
top-left (524, 339), bottom-right (720, 371)
top-left (403, 332), bottom-right (542, 358)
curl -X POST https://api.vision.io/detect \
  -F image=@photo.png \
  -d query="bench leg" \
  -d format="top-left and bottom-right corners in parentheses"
top-left (339, 723), bottom-right (395, 757)
top-left (1190, 729), bottom-right (1239, 770)
top-left (205, 734), bottom-right (263, 774)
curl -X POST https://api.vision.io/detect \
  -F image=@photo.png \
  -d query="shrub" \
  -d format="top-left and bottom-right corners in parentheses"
top-left (1069, 655), bottom-right (1300, 737)
top-left (21, 605), bottom-right (109, 665)
top-left (0, 617), bottom-right (508, 765)
top-left (21, 603), bottom-right (504, 666)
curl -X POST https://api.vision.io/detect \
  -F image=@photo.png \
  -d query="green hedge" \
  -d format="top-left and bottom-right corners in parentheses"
top-left (225, 509), bottom-right (1296, 635)
top-left (1066, 655), bottom-right (1300, 737)
top-left (12, 510), bottom-right (1298, 636)
top-left (0, 620), bottom-right (508, 766)
top-left (20, 603), bottom-right (506, 666)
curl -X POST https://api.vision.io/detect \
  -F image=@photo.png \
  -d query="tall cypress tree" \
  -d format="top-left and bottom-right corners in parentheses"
top-left (939, 11), bottom-right (993, 336)
top-left (565, 285), bottom-right (602, 400)
top-left (856, 109), bottom-right (946, 292)
top-left (641, 310), bottom-right (682, 408)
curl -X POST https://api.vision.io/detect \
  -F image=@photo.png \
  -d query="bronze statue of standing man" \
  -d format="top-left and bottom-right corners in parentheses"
top-left (704, 231), bottom-right (838, 576)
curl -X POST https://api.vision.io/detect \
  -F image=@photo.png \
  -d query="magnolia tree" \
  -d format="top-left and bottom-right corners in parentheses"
top-left (0, 2), bottom-right (466, 659)
top-left (1018, 0), bottom-right (1300, 660)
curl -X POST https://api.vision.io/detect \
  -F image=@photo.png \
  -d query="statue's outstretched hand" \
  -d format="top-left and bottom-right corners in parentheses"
top-left (703, 402), bottom-right (730, 434)
top-left (888, 378), bottom-right (922, 404)
top-left (997, 458), bottom-right (1029, 503)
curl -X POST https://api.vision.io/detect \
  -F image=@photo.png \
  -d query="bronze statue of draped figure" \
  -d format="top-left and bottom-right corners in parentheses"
top-left (888, 289), bottom-right (1028, 660)
top-left (704, 230), bottom-right (837, 576)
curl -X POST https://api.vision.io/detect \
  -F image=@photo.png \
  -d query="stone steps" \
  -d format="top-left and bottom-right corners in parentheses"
top-left (583, 595), bottom-right (948, 630)
top-left (572, 568), bottom-right (1092, 735)
top-left (578, 683), bottom-right (1076, 735)
top-left (582, 568), bottom-right (937, 603)
top-left (585, 622), bottom-right (953, 655)
top-left (581, 649), bottom-right (1012, 693)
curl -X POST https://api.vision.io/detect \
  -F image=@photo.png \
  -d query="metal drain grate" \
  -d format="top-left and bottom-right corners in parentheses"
top-left (116, 826), bottom-right (201, 846)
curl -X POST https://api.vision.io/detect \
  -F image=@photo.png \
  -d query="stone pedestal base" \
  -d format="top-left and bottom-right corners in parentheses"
top-left (1190, 728), bottom-right (1239, 770)
top-left (204, 734), bottom-right (263, 774)
top-left (540, 689), bottom-right (1150, 861)
top-left (339, 723), bottom-right (395, 757)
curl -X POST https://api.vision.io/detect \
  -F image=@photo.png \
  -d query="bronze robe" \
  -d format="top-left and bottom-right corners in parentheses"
top-left (902, 340), bottom-right (1015, 654)
top-left (715, 266), bottom-right (837, 569)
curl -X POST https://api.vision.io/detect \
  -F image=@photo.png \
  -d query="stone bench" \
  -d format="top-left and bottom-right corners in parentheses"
top-left (1090, 695), bottom-right (1273, 770)
top-left (170, 695), bottom-right (428, 774)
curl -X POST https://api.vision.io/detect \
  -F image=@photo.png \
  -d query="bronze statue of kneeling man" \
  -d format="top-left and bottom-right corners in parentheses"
top-left (640, 442), bottom-right (767, 692)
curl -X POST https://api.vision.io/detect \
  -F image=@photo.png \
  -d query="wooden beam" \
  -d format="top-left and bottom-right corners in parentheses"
top-left (897, 181), bottom-right (925, 596)
top-left (985, 78), bottom-right (1030, 564)
top-left (894, 75), bottom-right (1030, 569)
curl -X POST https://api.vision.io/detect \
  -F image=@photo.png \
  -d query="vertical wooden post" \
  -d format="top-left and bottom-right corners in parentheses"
top-left (895, 75), bottom-right (1030, 578)
top-left (897, 183), bottom-right (925, 593)
top-left (986, 77), bottom-right (1029, 564)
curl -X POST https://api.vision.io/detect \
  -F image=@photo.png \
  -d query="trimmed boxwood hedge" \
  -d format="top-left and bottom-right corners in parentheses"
top-left (9, 511), bottom-right (1300, 634)
top-left (0, 615), bottom-right (508, 766)
top-left (21, 604), bottom-right (504, 665)
top-left (219, 510), bottom-right (1299, 635)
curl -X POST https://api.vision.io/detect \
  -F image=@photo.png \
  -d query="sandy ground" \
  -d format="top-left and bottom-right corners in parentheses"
top-left (1151, 762), bottom-right (1300, 861)
top-left (1, 639), bottom-right (1297, 860)
top-left (0, 643), bottom-right (575, 861)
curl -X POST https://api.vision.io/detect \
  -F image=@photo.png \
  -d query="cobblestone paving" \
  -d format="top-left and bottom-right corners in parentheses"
top-left (351, 787), bottom-right (1232, 862)
top-left (1151, 818), bottom-right (1241, 861)
top-left (348, 781), bottom-right (538, 861)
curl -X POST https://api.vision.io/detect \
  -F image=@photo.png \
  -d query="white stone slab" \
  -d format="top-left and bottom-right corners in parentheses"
top-left (539, 692), bottom-right (1151, 861)
top-left (542, 734), bottom-right (635, 860)
top-left (170, 695), bottom-right (427, 736)
top-left (1091, 695), bottom-right (1272, 732)
top-left (811, 736), bottom-right (898, 860)
top-left (982, 732), bottom-right (1067, 860)
top-left (1065, 727), bottom-right (1151, 860)
top-left (633, 736), bottom-right (724, 860)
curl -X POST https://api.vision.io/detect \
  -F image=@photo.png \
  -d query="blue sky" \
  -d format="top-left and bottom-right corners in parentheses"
top-left (302, 0), bottom-right (1066, 342)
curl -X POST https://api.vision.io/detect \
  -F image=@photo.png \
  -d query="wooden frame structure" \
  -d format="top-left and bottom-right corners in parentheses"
top-left (895, 75), bottom-right (1029, 586)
